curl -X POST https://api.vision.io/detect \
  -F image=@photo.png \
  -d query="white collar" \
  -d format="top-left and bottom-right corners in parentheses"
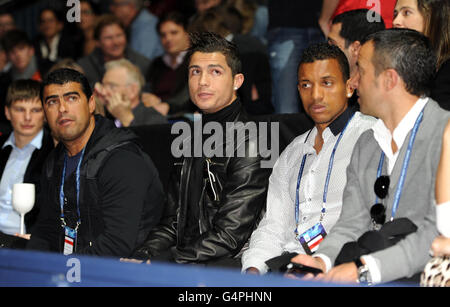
top-left (162, 50), bottom-right (187, 70)
top-left (372, 97), bottom-right (428, 172)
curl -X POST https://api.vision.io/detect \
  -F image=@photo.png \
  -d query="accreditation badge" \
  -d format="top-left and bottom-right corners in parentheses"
top-left (63, 226), bottom-right (77, 255)
top-left (298, 223), bottom-right (327, 255)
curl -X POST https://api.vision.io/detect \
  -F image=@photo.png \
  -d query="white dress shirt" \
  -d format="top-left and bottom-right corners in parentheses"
top-left (0, 130), bottom-right (43, 235)
top-left (316, 97), bottom-right (429, 284)
top-left (241, 110), bottom-right (376, 274)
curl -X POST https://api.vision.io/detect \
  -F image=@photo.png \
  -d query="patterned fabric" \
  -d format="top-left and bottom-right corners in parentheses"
top-left (421, 256), bottom-right (450, 287)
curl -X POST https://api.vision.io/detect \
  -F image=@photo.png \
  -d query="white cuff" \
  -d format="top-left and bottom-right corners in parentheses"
top-left (361, 255), bottom-right (381, 284)
top-left (314, 253), bottom-right (332, 273)
top-left (436, 201), bottom-right (450, 238)
top-left (241, 262), bottom-right (269, 275)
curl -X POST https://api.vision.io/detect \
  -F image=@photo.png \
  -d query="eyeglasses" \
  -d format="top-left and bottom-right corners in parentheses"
top-left (203, 158), bottom-right (219, 202)
top-left (370, 175), bottom-right (390, 225)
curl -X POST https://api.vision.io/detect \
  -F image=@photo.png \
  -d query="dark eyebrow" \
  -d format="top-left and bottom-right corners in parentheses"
top-left (63, 91), bottom-right (81, 98)
top-left (44, 95), bottom-right (59, 104)
top-left (208, 64), bottom-right (225, 70)
top-left (188, 64), bottom-right (226, 70)
top-left (44, 91), bottom-right (80, 104)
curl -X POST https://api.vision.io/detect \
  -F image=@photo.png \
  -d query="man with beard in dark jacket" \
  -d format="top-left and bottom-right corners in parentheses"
top-left (27, 68), bottom-right (164, 258)
top-left (131, 32), bottom-right (271, 268)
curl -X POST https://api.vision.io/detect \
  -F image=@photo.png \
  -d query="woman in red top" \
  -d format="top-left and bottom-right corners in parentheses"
top-left (332, 0), bottom-right (397, 28)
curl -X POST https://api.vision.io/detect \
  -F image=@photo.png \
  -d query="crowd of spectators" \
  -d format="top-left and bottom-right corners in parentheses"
top-left (0, 0), bottom-right (449, 287)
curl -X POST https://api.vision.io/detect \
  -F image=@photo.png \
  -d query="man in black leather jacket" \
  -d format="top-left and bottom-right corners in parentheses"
top-left (132, 32), bottom-right (271, 267)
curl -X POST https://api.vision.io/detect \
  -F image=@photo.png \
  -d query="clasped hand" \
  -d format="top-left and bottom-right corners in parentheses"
top-left (287, 254), bottom-right (359, 284)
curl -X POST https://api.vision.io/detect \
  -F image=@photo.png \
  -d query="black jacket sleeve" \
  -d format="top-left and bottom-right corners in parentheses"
top-left (131, 163), bottom-right (180, 259)
top-left (76, 148), bottom-right (164, 257)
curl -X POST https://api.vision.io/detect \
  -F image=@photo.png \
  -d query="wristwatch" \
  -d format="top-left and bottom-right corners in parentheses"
top-left (354, 258), bottom-right (372, 286)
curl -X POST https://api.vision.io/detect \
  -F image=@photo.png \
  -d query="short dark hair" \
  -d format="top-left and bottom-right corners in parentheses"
top-left (93, 14), bottom-right (125, 41)
top-left (366, 28), bottom-right (436, 97)
top-left (186, 31), bottom-right (241, 76)
top-left (39, 7), bottom-right (64, 23)
top-left (332, 9), bottom-right (385, 48)
top-left (40, 68), bottom-right (92, 103)
top-left (6, 79), bottom-right (41, 107)
top-left (299, 43), bottom-right (350, 81)
top-left (157, 11), bottom-right (188, 34)
top-left (1, 29), bottom-right (32, 53)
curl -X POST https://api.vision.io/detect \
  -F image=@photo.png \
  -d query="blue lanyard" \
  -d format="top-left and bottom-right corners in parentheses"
top-left (375, 108), bottom-right (424, 221)
top-left (295, 113), bottom-right (355, 235)
top-left (59, 147), bottom-right (86, 229)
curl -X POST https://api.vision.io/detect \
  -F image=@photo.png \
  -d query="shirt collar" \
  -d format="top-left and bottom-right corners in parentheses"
top-left (328, 105), bottom-right (357, 136)
top-left (2, 129), bottom-right (44, 150)
top-left (372, 96), bottom-right (428, 158)
top-left (162, 51), bottom-right (188, 70)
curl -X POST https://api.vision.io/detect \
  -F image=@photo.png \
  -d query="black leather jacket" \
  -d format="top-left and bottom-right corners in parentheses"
top-left (133, 101), bottom-right (271, 263)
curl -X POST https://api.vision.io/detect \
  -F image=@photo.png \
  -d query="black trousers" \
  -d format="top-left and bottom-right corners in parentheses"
top-left (0, 231), bottom-right (28, 249)
top-left (151, 248), bottom-right (242, 270)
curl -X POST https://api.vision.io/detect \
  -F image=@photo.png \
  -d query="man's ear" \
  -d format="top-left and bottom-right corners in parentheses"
top-left (383, 69), bottom-right (399, 91)
top-left (349, 40), bottom-right (361, 59)
top-left (88, 95), bottom-right (96, 114)
top-left (4, 105), bottom-right (10, 121)
top-left (233, 73), bottom-right (244, 91)
top-left (345, 78), bottom-right (354, 98)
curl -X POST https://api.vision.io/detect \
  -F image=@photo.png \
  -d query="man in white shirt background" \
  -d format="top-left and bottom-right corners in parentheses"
top-left (291, 29), bottom-right (450, 285)
top-left (241, 43), bottom-right (375, 275)
top-left (0, 79), bottom-right (54, 248)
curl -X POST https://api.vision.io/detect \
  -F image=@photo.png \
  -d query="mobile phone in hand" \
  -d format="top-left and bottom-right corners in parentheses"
top-left (285, 262), bottom-right (323, 276)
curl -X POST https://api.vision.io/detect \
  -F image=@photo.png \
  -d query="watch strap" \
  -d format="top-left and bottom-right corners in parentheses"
top-left (353, 257), bottom-right (364, 268)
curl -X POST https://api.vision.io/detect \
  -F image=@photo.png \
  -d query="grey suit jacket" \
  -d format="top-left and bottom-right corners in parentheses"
top-left (317, 99), bottom-right (450, 283)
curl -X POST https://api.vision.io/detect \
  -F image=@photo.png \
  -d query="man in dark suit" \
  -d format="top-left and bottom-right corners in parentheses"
top-left (0, 79), bottom-right (54, 248)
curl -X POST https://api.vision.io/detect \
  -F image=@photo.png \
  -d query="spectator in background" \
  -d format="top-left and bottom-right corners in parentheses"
top-left (77, 14), bottom-right (150, 90)
top-left (327, 9), bottom-right (385, 105)
top-left (0, 79), bottom-right (54, 248)
top-left (2, 29), bottom-right (41, 82)
top-left (189, 6), bottom-right (274, 115)
top-left (0, 12), bottom-right (15, 38)
top-left (148, 0), bottom-right (178, 18)
top-left (0, 12), bottom-right (15, 75)
top-left (226, 0), bottom-right (268, 45)
top-left (94, 58), bottom-right (167, 127)
top-left (330, 0), bottom-right (396, 29)
top-left (109, 0), bottom-right (163, 61)
top-left (0, 29), bottom-right (42, 133)
top-left (33, 7), bottom-right (78, 76)
top-left (75, 0), bottom-right (100, 58)
top-left (393, 0), bottom-right (450, 111)
top-left (142, 11), bottom-right (195, 117)
top-left (267, 0), bottom-right (324, 114)
top-left (194, 0), bottom-right (224, 13)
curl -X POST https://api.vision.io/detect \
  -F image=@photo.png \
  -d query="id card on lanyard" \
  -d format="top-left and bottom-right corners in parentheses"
top-left (295, 113), bottom-right (354, 255)
top-left (60, 147), bottom-right (85, 255)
